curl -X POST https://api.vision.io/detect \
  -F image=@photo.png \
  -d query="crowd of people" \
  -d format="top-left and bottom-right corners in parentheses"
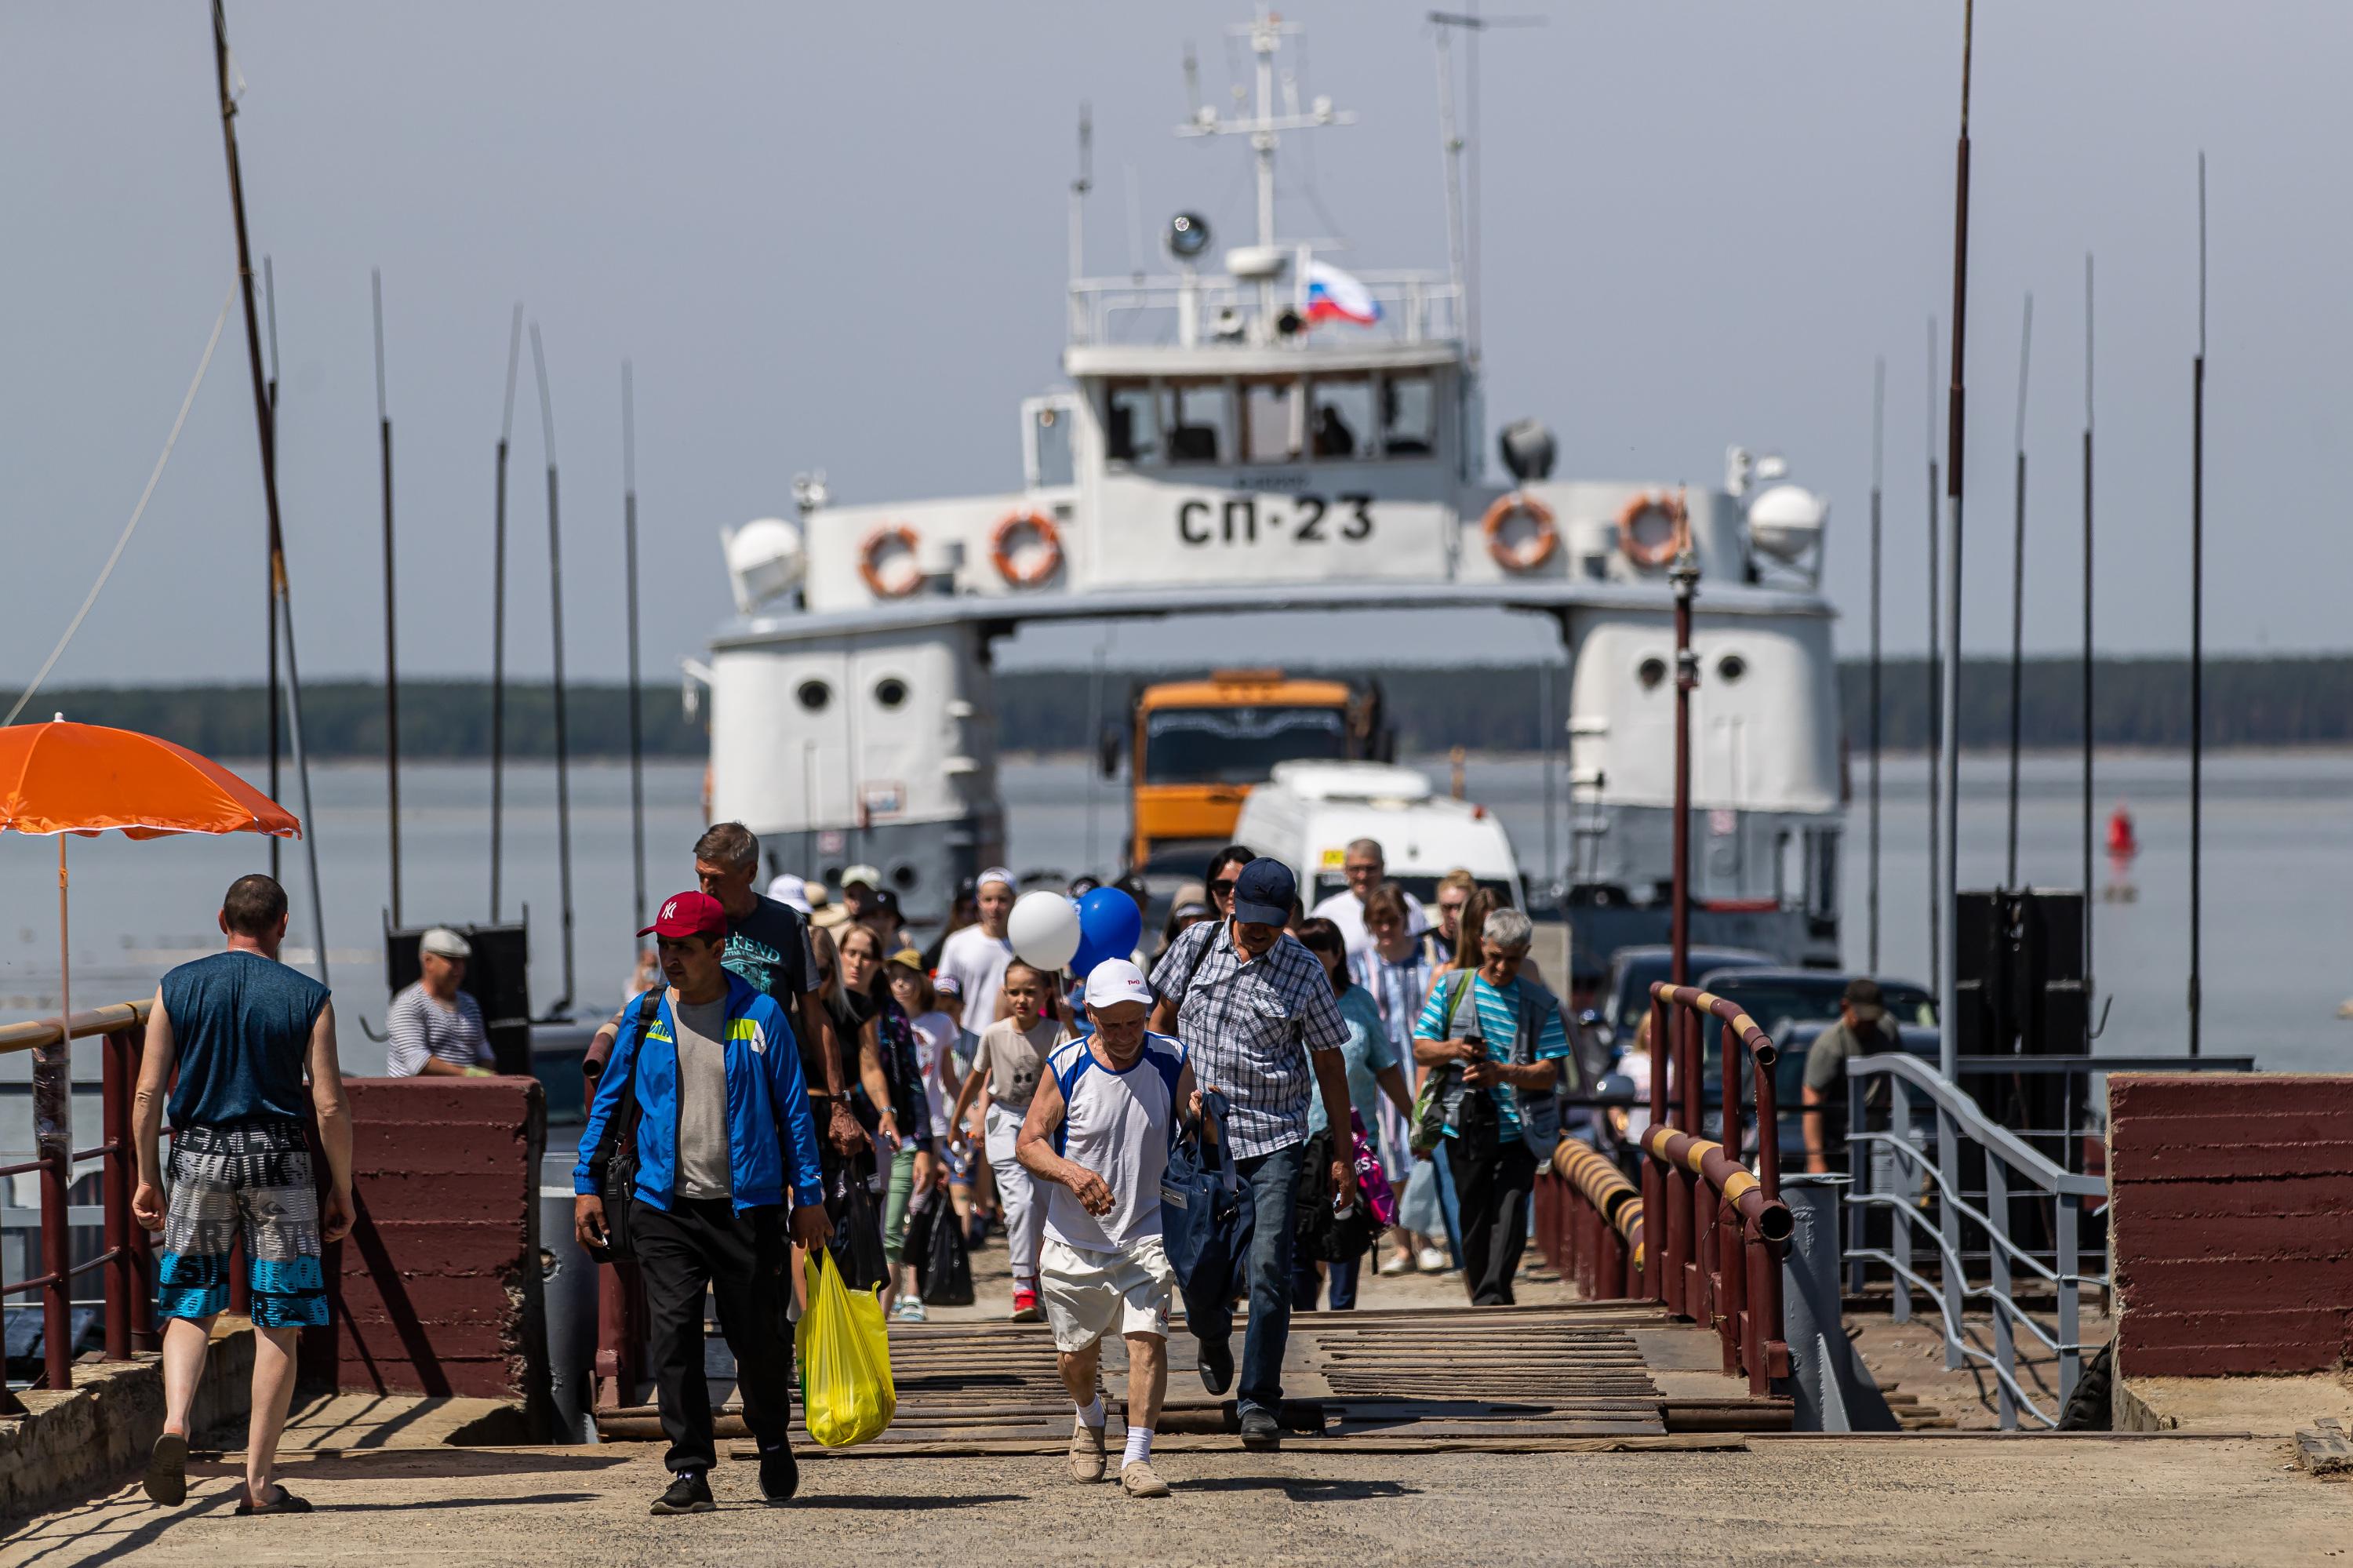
top-left (125, 820), bottom-right (1580, 1517)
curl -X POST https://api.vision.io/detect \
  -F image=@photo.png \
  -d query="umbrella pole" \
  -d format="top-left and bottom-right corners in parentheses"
top-left (40, 837), bottom-right (70, 1158)
top-left (38, 836), bottom-right (72, 1392)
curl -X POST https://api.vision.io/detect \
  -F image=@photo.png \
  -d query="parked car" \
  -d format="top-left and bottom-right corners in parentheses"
top-left (1667, 967), bottom-right (1940, 1158)
top-left (1598, 944), bottom-right (1774, 1052)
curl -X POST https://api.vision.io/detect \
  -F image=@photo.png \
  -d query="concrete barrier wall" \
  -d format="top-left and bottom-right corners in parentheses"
top-left (2108, 1073), bottom-right (2353, 1377)
top-left (301, 1078), bottom-right (549, 1418)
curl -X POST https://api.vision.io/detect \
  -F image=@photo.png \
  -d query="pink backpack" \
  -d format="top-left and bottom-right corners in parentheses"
top-left (1348, 1110), bottom-right (1398, 1228)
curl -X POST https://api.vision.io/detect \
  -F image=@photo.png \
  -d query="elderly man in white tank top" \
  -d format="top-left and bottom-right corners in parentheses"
top-left (1016, 959), bottom-right (1194, 1501)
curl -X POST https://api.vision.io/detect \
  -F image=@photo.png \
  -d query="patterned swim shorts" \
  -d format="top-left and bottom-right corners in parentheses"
top-left (158, 1119), bottom-right (328, 1329)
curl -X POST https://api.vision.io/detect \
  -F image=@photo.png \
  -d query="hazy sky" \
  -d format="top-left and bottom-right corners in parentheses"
top-left (5, 2), bottom-right (2347, 693)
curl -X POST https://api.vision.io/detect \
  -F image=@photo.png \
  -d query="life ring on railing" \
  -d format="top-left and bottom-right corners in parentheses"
top-left (991, 509), bottom-right (1064, 588)
top-left (1617, 491), bottom-right (1686, 569)
top-left (857, 524), bottom-right (922, 598)
top-left (1481, 493), bottom-right (1558, 572)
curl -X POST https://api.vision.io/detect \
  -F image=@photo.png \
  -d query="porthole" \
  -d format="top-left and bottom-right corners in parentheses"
top-left (874, 676), bottom-right (909, 711)
top-left (796, 679), bottom-right (831, 712)
top-left (891, 863), bottom-right (918, 890)
top-left (1718, 654), bottom-right (1748, 683)
top-left (1637, 657), bottom-right (1668, 692)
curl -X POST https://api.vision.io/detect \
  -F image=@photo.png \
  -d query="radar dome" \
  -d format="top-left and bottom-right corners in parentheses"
top-left (725, 516), bottom-right (805, 611)
top-left (1746, 484), bottom-right (1827, 566)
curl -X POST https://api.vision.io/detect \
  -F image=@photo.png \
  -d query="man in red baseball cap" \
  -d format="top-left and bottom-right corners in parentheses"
top-left (577, 889), bottom-right (831, 1514)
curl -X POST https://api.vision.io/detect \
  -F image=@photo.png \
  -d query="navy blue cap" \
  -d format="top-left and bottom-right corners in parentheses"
top-left (1231, 857), bottom-right (1297, 926)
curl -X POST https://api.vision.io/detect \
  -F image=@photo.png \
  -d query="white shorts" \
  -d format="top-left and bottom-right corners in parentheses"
top-left (1038, 1233), bottom-right (1175, 1352)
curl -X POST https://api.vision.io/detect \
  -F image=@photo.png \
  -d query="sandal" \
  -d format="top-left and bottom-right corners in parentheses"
top-left (235, 1486), bottom-right (313, 1517)
top-left (142, 1431), bottom-right (188, 1506)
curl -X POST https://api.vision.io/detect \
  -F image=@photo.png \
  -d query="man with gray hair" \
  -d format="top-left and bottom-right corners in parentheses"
top-left (1308, 836), bottom-right (1427, 962)
top-left (1410, 904), bottom-right (1575, 1305)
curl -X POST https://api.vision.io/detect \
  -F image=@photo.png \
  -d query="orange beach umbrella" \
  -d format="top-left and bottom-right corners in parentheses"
top-left (0, 719), bottom-right (300, 839)
top-left (0, 719), bottom-right (300, 1155)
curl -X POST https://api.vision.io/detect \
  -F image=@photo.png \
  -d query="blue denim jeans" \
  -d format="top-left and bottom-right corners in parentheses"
top-left (1292, 1253), bottom-right (1361, 1311)
top-left (1192, 1139), bottom-right (1304, 1419)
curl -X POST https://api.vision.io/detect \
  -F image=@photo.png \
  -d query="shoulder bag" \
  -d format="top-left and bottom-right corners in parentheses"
top-left (589, 988), bottom-right (666, 1263)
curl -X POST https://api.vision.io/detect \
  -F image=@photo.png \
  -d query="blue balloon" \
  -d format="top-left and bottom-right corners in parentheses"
top-left (1073, 886), bottom-right (1144, 978)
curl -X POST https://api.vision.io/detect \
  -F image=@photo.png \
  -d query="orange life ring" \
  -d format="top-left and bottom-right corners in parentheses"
top-left (991, 509), bottom-right (1064, 588)
top-left (857, 524), bottom-right (922, 598)
top-left (1617, 492), bottom-right (1686, 569)
top-left (1482, 493), bottom-right (1558, 573)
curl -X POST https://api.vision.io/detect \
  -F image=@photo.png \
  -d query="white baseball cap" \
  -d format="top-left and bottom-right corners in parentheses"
top-left (840, 864), bottom-right (883, 890)
top-left (1083, 958), bottom-right (1153, 1011)
top-left (419, 926), bottom-right (471, 960)
top-left (766, 871), bottom-right (812, 913)
top-left (976, 865), bottom-right (1016, 893)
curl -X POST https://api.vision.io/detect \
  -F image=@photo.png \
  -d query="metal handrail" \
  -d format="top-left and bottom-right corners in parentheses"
top-left (0, 1003), bottom-right (155, 1407)
top-left (1852, 1052), bottom-right (2106, 1197)
top-left (1636, 983), bottom-right (1791, 1395)
top-left (0, 1001), bottom-right (151, 1055)
top-left (1841, 1051), bottom-right (2101, 1429)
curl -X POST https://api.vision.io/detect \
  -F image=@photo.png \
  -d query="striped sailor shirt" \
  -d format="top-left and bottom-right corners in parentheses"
top-left (1149, 921), bottom-right (1350, 1159)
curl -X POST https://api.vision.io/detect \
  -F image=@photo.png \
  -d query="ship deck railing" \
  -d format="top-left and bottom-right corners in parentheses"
top-left (1066, 267), bottom-right (1462, 348)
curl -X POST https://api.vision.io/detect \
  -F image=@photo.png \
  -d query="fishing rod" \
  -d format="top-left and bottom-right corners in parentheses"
top-left (213, 0), bottom-right (327, 984)
top-left (2189, 156), bottom-right (2206, 1057)
top-left (532, 323), bottom-right (576, 1019)
top-left (374, 267), bottom-right (401, 927)
top-left (1867, 355), bottom-right (1883, 974)
top-left (623, 360), bottom-right (646, 937)
top-left (2006, 293), bottom-right (2031, 890)
top-left (1925, 316), bottom-right (1940, 995)
top-left (1934, 0), bottom-right (1974, 1079)
top-left (491, 304), bottom-right (522, 921)
top-left (263, 253), bottom-right (282, 884)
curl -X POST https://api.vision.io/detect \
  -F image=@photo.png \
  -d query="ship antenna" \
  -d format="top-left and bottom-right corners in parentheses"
top-left (1175, 12), bottom-right (1355, 329)
top-left (1067, 101), bottom-right (1091, 288)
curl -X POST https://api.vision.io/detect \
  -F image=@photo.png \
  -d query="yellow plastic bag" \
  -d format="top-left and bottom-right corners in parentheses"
top-left (798, 1248), bottom-right (895, 1446)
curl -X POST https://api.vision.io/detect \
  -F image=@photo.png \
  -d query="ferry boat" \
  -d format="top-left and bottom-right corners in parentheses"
top-left (696, 12), bottom-right (1845, 967)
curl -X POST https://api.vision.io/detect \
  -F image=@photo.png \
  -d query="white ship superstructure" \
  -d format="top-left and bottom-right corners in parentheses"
top-left (700, 12), bottom-right (1844, 966)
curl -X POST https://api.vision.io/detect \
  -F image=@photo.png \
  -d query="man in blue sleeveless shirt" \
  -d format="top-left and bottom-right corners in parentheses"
top-left (130, 874), bottom-right (355, 1516)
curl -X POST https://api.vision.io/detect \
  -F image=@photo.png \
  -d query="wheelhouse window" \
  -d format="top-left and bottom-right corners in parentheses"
top-left (1308, 374), bottom-right (1373, 459)
top-left (1164, 380), bottom-right (1228, 464)
top-left (1242, 378), bottom-right (1301, 464)
top-left (1380, 372), bottom-right (1435, 457)
top-left (1104, 380), bottom-right (1159, 464)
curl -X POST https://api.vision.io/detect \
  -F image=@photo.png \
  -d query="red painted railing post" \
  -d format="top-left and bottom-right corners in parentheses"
top-left (128, 1021), bottom-right (156, 1352)
top-left (1678, 997), bottom-right (1706, 1320)
top-left (1644, 991), bottom-right (1675, 1312)
top-left (39, 1147), bottom-right (71, 1392)
top-left (1598, 1210), bottom-right (1627, 1298)
top-left (101, 1026), bottom-right (132, 1362)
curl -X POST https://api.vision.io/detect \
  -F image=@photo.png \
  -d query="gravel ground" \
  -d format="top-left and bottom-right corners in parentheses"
top-left (7, 1435), bottom-right (2346, 1567)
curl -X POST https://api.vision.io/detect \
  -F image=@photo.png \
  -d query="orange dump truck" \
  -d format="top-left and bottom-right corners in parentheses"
top-left (1120, 669), bottom-right (1388, 879)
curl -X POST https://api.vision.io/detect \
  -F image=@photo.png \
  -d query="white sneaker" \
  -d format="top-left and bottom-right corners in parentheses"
top-left (1378, 1253), bottom-right (1413, 1277)
top-left (893, 1297), bottom-right (928, 1322)
top-left (1416, 1246), bottom-right (1450, 1273)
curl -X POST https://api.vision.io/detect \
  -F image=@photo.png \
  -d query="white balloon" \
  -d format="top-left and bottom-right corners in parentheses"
top-left (1007, 889), bottom-right (1081, 972)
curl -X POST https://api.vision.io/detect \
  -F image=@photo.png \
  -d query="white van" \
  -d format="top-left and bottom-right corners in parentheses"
top-left (1233, 761), bottom-right (1523, 909)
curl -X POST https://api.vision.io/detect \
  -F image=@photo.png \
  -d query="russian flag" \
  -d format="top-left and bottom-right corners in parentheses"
top-left (1305, 260), bottom-right (1382, 326)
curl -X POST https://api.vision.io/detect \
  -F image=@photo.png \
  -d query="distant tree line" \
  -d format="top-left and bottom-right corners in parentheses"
top-left (21, 655), bottom-right (2353, 759)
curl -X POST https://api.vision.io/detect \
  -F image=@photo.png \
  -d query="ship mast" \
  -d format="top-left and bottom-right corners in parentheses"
top-left (1176, 9), bottom-right (1354, 327)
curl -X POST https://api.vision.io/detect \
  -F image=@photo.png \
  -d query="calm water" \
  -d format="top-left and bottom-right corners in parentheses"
top-left (3, 749), bottom-right (2348, 1075)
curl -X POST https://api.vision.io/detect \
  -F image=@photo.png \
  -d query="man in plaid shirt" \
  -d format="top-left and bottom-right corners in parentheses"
top-left (1147, 858), bottom-right (1355, 1451)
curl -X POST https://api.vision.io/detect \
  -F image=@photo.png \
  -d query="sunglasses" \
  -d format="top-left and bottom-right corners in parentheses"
top-left (1207, 879), bottom-right (1236, 897)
